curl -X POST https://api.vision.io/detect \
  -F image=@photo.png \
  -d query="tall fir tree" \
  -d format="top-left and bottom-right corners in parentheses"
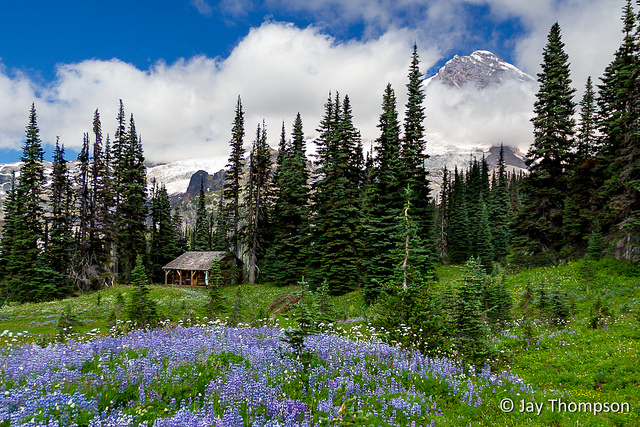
top-left (243, 121), bottom-right (272, 284)
top-left (0, 172), bottom-right (17, 294)
top-left (115, 114), bottom-right (148, 281)
top-left (88, 109), bottom-right (112, 266)
top-left (563, 77), bottom-right (599, 254)
top-left (3, 105), bottom-right (49, 301)
top-left (192, 180), bottom-right (210, 251)
top-left (514, 22), bottom-right (576, 262)
top-left (149, 184), bottom-right (180, 283)
top-left (447, 167), bottom-right (471, 264)
top-left (46, 139), bottom-right (74, 288)
top-left (363, 83), bottom-right (406, 302)
top-left (489, 145), bottom-right (512, 261)
top-left (594, 0), bottom-right (640, 258)
top-left (401, 44), bottom-right (437, 277)
top-left (437, 166), bottom-right (450, 260)
top-left (223, 96), bottom-right (246, 261)
top-left (263, 115), bottom-right (310, 285)
top-left (310, 93), bottom-right (364, 294)
top-left (475, 193), bottom-right (494, 274)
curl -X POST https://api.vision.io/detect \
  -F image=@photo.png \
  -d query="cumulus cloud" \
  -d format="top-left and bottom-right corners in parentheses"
top-left (0, 23), bottom-right (433, 163)
top-left (500, 0), bottom-right (625, 94)
top-left (424, 78), bottom-right (537, 154)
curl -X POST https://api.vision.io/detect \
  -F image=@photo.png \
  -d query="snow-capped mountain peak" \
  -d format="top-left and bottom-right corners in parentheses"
top-left (428, 50), bottom-right (534, 89)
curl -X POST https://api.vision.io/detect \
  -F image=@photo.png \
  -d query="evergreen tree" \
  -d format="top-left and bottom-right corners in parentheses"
top-left (192, 180), bottom-right (210, 251)
top-left (310, 93), bottom-right (364, 294)
top-left (149, 184), bottom-right (180, 282)
top-left (514, 22), bottom-right (576, 261)
top-left (437, 166), bottom-right (450, 260)
top-left (243, 121), bottom-right (272, 284)
top-left (0, 173), bottom-right (18, 297)
top-left (46, 139), bottom-right (74, 288)
top-left (447, 167), bottom-right (471, 264)
top-left (475, 193), bottom-right (494, 274)
top-left (115, 114), bottom-right (148, 281)
top-left (88, 109), bottom-right (112, 265)
top-left (211, 194), bottom-right (229, 252)
top-left (455, 258), bottom-right (491, 361)
top-left (2, 105), bottom-right (48, 302)
top-left (401, 44), bottom-right (437, 276)
top-left (489, 145), bottom-right (512, 261)
top-left (396, 186), bottom-right (428, 290)
top-left (223, 96), bottom-right (246, 260)
top-left (363, 84), bottom-right (406, 301)
top-left (126, 254), bottom-right (158, 327)
top-left (560, 77), bottom-right (599, 256)
top-left (577, 76), bottom-right (598, 159)
top-left (75, 134), bottom-right (91, 272)
top-left (594, 0), bottom-right (640, 257)
top-left (263, 115), bottom-right (310, 285)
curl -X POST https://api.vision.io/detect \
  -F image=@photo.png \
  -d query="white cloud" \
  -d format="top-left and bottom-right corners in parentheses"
top-left (191, 0), bottom-right (214, 17)
top-left (501, 0), bottom-right (625, 95)
top-left (425, 79), bottom-right (537, 153)
top-left (0, 23), bottom-right (434, 163)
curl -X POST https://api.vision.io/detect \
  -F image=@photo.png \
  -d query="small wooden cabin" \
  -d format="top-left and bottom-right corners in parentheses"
top-left (162, 251), bottom-right (236, 286)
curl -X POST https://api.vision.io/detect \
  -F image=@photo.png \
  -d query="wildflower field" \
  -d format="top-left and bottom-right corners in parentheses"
top-left (0, 259), bottom-right (639, 426)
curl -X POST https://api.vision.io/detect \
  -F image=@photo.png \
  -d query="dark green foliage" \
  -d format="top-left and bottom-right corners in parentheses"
top-left (446, 168), bottom-right (471, 264)
top-left (45, 140), bottom-right (74, 289)
top-left (0, 105), bottom-right (50, 302)
top-left (395, 186), bottom-right (429, 291)
top-left (204, 263), bottom-right (227, 318)
top-left (263, 116), bottom-right (311, 285)
top-left (114, 111), bottom-right (148, 281)
top-left (474, 193), bottom-right (494, 274)
top-left (586, 224), bottom-right (605, 261)
top-left (363, 84), bottom-right (406, 301)
top-left (223, 96), bottom-right (246, 256)
top-left (589, 297), bottom-right (613, 329)
top-left (149, 185), bottom-right (181, 282)
top-left (489, 145), bottom-right (512, 261)
top-left (126, 255), bottom-right (158, 327)
top-left (454, 258), bottom-right (491, 361)
top-left (227, 285), bottom-right (246, 326)
top-left (243, 121), bottom-right (272, 284)
top-left (594, 1), bottom-right (640, 258)
top-left (400, 44), bottom-right (437, 276)
top-left (436, 167), bottom-right (450, 260)
top-left (514, 22), bottom-right (576, 262)
top-left (192, 181), bottom-right (210, 251)
top-left (547, 287), bottom-right (571, 325)
top-left (210, 195), bottom-right (229, 251)
top-left (483, 275), bottom-right (512, 329)
top-left (310, 93), bottom-right (364, 295)
top-left (373, 281), bottom-right (449, 356)
top-left (281, 279), bottom-right (318, 361)
top-left (56, 305), bottom-right (84, 339)
top-left (562, 78), bottom-right (600, 256)
top-left (88, 110), bottom-right (113, 266)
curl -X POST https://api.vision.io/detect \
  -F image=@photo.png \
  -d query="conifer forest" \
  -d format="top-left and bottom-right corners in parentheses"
top-left (0, 4), bottom-right (640, 427)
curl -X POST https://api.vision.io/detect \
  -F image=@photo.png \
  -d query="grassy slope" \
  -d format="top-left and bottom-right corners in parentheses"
top-left (0, 259), bottom-right (638, 425)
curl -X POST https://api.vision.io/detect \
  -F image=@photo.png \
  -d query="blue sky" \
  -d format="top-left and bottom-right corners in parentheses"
top-left (0, 0), bottom-right (625, 163)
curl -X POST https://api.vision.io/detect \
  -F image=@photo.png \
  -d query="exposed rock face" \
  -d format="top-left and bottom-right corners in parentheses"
top-left (185, 169), bottom-right (226, 198)
top-left (429, 50), bottom-right (534, 89)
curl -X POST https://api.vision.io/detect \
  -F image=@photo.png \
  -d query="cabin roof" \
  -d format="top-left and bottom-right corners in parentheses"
top-left (162, 251), bottom-right (227, 271)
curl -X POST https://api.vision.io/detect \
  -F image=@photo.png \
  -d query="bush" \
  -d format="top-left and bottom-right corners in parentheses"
top-left (125, 255), bottom-right (159, 328)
